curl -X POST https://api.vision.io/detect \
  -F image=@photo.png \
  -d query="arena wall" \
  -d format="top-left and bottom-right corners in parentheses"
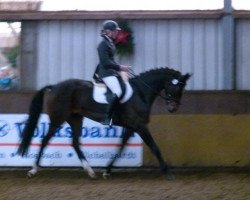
top-left (146, 91), bottom-right (250, 167)
top-left (1, 91), bottom-right (249, 167)
top-left (147, 115), bottom-right (250, 167)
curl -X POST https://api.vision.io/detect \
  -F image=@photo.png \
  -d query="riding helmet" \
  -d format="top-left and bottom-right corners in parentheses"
top-left (102, 20), bottom-right (121, 31)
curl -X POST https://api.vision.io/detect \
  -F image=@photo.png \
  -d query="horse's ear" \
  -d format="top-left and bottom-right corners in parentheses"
top-left (183, 73), bottom-right (192, 81)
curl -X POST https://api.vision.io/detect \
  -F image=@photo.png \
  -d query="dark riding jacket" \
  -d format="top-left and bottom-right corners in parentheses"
top-left (94, 35), bottom-right (121, 80)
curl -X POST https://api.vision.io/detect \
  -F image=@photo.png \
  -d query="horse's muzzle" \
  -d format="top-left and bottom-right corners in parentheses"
top-left (166, 101), bottom-right (179, 113)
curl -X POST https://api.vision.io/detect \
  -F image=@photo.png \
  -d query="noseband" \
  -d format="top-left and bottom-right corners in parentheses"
top-left (165, 93), bottom-right (181, 105)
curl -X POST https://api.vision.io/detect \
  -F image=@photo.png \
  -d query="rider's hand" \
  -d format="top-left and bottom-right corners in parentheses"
top-left (120, 65), bottom-right (130, 72)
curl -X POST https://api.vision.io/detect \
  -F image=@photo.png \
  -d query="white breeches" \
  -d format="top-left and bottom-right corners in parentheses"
top-left (102, 76), bottom-right (122, 98)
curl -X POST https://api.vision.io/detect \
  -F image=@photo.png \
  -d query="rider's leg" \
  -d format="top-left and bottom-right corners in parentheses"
top-left (102, 76), bottom-right (122, 126)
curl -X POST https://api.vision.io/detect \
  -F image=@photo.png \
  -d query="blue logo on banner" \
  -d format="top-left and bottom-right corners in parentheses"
top-left (14, 122), bottom-right (134, 139)
top-left (0, 120), bottom-right (10, 137)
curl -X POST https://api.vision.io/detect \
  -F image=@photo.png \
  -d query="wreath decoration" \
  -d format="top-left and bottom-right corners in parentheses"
top-left (115, 19), bottom-right (134, 56)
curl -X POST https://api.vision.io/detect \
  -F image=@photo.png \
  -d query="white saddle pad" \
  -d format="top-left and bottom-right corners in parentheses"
top-left (93, 81), bottom-right (133, 104)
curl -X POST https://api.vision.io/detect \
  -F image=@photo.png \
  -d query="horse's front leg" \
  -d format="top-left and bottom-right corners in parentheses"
top-left (103, 128), bottom-right (133, 179)
top-left (137, 125), bottom-right (174, 180)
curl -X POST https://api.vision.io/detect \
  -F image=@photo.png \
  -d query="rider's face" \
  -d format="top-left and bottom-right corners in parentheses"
top-left (106, 29), bottom-right (119, 39)
top-left (111, 30), bottom-right (119, 39)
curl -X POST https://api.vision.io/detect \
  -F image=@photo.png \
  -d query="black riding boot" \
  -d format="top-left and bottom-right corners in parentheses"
top-left (102, 94), bottom-right (119, 126)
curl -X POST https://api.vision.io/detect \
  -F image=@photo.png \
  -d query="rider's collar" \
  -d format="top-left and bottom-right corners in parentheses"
top-left (103, 34), bottom-right (114, 43)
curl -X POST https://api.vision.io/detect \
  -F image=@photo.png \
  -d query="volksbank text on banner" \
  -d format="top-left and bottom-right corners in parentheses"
top-left (0, 114), bottom-right (143, 167)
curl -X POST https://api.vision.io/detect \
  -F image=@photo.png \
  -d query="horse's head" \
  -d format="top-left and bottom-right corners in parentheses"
top-left (130, 68), bottom-right (191, 113)
top-left (164, 73), bottom-right (191, 113)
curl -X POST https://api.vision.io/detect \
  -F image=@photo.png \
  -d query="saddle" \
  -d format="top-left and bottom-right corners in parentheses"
top-left (92, 72), bottom-right (133, 104)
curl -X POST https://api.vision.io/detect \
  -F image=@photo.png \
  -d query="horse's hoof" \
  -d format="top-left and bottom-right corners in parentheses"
top-left (27, 166), bottom-right (38, 178)
top-left (84, 169), bottom-right (97, 179)
top-left (102, 172), bottom-right (111, 180)
top-left (27, 171), bottom-right (35, 178)
top-left (165, 173), bottom-right (175, 181)
top-left (89, 173), bottom-right (98, 180)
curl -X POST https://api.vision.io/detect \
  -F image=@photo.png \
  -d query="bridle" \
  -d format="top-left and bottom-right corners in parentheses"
top-left (165, 80), bottom-right (186, 105)
top-left (128, 69), bottom-right (184, 105)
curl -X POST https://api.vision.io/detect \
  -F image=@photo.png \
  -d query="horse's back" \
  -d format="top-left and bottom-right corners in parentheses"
top-left (55, 79), bottom-right (92, 88)
top-left (45, 79), bottom-right (93, 113)
top-left (47, 79), bottom-right (91, 95)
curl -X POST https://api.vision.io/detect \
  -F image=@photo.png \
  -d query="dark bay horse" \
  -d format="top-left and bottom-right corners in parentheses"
top-left (17, 67), bottom-right (191, 180)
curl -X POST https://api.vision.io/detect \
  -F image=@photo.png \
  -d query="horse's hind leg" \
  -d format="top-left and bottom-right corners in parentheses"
top-left (67, 115), bottom-right (96, 179)
top-left (27, 99), bottom-right (68, 177)
top-left (27, 121), bottom-right (62, 178)
top-left (103, 128), bottom-right (133, 179)
top-left (137, 125), bottom-right (174, 180)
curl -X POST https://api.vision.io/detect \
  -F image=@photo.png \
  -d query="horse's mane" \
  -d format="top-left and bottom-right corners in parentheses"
top-left (131, 67), bottom-right (181, 80)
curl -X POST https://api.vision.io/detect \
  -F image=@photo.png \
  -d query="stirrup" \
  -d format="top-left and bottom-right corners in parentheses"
top-left (101, 118), bottom-right (113, 127)
top-left (109, 118), bottom-right (113, 127)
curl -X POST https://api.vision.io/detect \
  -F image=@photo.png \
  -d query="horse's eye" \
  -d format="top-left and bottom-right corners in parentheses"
top-left (171, 79), bottom-right (179, 85)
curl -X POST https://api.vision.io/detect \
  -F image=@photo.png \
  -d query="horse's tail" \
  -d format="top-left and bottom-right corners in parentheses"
top-left (17, 85), bottom-right (53, 156)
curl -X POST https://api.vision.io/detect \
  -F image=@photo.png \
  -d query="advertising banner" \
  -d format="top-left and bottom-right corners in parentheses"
top-left (0, 114), bottom-right (143, 167)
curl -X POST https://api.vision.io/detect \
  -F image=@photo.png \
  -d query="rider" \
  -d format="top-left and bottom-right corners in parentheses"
top-left (93, 20), bottom-right (130, 126)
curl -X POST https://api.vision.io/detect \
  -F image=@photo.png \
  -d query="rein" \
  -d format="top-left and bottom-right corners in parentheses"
top-left (128, 69), bottom-right (178, 103)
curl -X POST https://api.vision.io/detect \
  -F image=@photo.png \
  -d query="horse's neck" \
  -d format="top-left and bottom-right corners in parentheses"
top-left (132, 74), bottom-right (165, 105)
